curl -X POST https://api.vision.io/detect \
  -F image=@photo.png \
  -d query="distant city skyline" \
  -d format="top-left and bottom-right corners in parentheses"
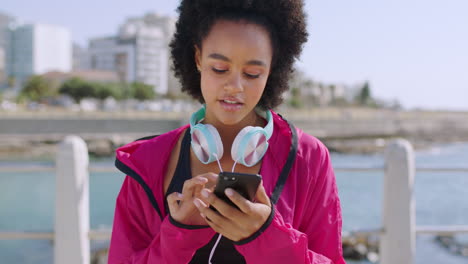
top-left (2, 0), bottom-right (467, 110)
top-left (5, 23), bottom-right (72, 85)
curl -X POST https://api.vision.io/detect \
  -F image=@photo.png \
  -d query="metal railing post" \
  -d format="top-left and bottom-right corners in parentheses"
top-left (380, 139), bottom-right (415, 264)
top-left (55, 135), bottom-right (90, 264)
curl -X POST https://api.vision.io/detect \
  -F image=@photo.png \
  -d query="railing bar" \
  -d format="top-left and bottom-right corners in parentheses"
top-left (88, 167), bottom-right (118, 173)
top-left (416, 168), bottom-right (468, 173)
top-left (3, 225), bottom-right (468, 241)
top-left (334, 168), bottom-right (384, 172)
top-left (1, 166), bottom-right (467, 173)
top-left (0, 166), bottom-right (55, 172)
top-left (0, 166), bottom-right (116, 173)
top-left (0, 232), bottom-right (54, 240)
top-left (342, 226), bottom-right (468, 237)
top-left (335, 167), bottom-right (468, 172)
top-left (416, 226), bottom-right (468, 235)
top-left (0, 230), bottom-right (113, 240)
top-left (88, 230), bottom-right (112, 240)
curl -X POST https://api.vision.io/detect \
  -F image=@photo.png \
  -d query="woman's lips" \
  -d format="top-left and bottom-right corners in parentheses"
top-left (219, 100), bottom-right (243, 111)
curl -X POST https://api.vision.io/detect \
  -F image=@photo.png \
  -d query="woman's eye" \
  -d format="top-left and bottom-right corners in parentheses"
top-left (212, 68), bottom-right (227, 74)
top-left (244, 73), bottom-right (260, 79)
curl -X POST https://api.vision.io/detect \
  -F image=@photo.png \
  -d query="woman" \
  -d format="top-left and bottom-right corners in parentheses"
top-left (109, 0), bottom-right (345, 263)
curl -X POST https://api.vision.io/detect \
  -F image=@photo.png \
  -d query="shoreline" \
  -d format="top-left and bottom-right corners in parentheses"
top-left (1, 133), bottom-right (467, 160)
top-left (2, 107), bottom-right (468, 158)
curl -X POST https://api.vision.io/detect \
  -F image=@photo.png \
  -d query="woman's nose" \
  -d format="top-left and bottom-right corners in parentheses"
top-left (224, 72), bottom-right (243, 93)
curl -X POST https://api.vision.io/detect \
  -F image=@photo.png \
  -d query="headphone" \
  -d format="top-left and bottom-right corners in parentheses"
top-left (189, 105), bottom-right (274, 167)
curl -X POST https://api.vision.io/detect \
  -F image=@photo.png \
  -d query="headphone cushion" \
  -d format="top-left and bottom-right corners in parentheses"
top-left (231, 126), bottom-right (253, 163)
top-left (205, 124), bottom-right (224, 160)
top-left (191, 124), bottom-right (223, 164)
top-left (232, 126), bottom-right (268, 167)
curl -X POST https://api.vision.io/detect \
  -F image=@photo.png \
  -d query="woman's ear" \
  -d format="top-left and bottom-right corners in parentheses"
top-left (194, 46), bottom-right (202, 72)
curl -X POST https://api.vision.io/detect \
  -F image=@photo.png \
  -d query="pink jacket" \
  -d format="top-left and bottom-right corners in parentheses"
top-left (109, 111), bottom-right (346, 264)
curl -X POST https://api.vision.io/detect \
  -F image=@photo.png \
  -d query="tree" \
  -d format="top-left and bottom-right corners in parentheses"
top-left (59, 78), bottom-right (157, 102)
top-left (59, 77), bottom-right (98, 102)
top-left (19, 75), bottom-right (54, 102)
top-left (356, 81), bottom-right (373, 106)
top-left (8, 76), bottom-right (16, 88)
top-left (287, 68), bottom-right (315, 108)
top-left (288, 87), bottom-right (302, 108)
top-left (130, 82), bottom-right (155, 101)
top-left (95, 83), bottom-right (123, 100)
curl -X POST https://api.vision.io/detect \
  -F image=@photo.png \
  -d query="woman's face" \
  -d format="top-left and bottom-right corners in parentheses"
top-left (195, 19), bottom-right (273, 127)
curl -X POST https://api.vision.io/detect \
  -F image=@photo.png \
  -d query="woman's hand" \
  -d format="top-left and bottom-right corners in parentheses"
top-left (166, 173), bottom-right (217, 226)
top-left (193, 182), bottom-right (271, 241)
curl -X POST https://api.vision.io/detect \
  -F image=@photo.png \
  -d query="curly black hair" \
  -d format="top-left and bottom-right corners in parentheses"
top-left (170, 0), bottom-right (308, 109)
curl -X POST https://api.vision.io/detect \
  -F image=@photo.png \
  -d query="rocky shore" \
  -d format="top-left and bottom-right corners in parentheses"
top-left (0, 133), bottom-right (136, 160)
top-left (1, 132), bottom-right (466, 160)
top-left (435, 235), bottom-right (468, 257)
top-left (90, 233), bottom-right (468, 263)
top-left (88, 232), bottom-right (382, 264)
top-left (2, 108), bottom-right (468, 158)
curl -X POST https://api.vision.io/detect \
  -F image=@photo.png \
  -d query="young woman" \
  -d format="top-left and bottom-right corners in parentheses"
top-left (109, 1), bottom-right (345, 263)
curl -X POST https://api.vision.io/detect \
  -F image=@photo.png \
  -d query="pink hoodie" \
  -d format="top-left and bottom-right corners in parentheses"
top-left (109, 111), bottom-right (346, 264)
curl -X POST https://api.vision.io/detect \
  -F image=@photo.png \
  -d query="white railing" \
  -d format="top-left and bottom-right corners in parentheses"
top-left (0, 136), bottom-right (467, 264)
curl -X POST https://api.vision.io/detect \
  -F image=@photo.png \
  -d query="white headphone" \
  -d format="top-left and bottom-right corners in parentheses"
top-left (189, 105), bottom-right (274, 167)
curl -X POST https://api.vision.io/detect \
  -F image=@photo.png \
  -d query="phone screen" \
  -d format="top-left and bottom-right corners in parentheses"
top-left (213, 171), bottom-right (262, 209)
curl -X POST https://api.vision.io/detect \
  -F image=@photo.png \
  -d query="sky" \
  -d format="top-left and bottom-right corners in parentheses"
top-left (2, 0), bottom-right (467, 110)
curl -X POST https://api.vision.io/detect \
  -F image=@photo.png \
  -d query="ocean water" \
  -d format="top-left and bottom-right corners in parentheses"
top-left (0, 142), bottom-right (467, 263)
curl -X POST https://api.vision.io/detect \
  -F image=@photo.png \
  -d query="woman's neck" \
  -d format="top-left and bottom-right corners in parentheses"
top-left (203, 111), bottom-right (265, 156)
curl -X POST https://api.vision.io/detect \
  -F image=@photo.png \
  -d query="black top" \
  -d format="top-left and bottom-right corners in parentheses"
top-left (165, 129), bottom-right (246, 264)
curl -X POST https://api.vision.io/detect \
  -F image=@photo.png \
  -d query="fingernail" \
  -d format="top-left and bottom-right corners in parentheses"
top-left (201, 189), bottom-right (210, 198)
top-left (177, 193), bottom-right (183, 199)
top-left (200, 213), bottom-right (205, 218)
top-left (225, 188), bottom-right (234, 197)
top-left (197, 177), bottom-right (208, 183)
top-left (193, 199), bottom-right (201, 208)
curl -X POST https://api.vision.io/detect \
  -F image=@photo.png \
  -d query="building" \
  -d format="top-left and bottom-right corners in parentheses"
top-left (88, 36), bottom-right (135, 83)
top-left (5, 23), bottom-right (72, 90)
top-left (72, 43), bottom-right (90, 71)
top-left (0, 12), bottom-right (15, 87)
top-left (0, 48), bottom-right (5, 87)
top-left (0, 12), bottom-right (14, 48)
top-left (87, 13), bottom-right (177, 95)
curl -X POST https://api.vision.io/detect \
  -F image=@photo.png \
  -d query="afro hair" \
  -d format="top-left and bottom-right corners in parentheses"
top-left (170, 0), bottom-right (308, 109)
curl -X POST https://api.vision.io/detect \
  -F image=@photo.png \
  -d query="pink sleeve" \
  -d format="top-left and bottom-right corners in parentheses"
top-left (234, 145), bottom-right (346, 264)
top-left (108, 176), bottom-right (216, 264)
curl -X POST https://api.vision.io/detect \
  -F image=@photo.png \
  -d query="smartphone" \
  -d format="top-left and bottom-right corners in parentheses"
top-left (213, 171), bottom-right (262, 210)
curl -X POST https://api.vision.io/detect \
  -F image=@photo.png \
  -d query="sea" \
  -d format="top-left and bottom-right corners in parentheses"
top-left (0, 142), bottom-right (467, 264)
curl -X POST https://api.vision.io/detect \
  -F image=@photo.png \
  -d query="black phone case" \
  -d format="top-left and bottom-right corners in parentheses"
top-left (213, 171), bottom-right (262, 209)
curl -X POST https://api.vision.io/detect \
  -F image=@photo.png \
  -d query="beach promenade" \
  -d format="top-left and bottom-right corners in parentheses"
top-left (1, 108), bottom-right (468, 263)
top-left (1, 136), bottom-right (467, 264)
